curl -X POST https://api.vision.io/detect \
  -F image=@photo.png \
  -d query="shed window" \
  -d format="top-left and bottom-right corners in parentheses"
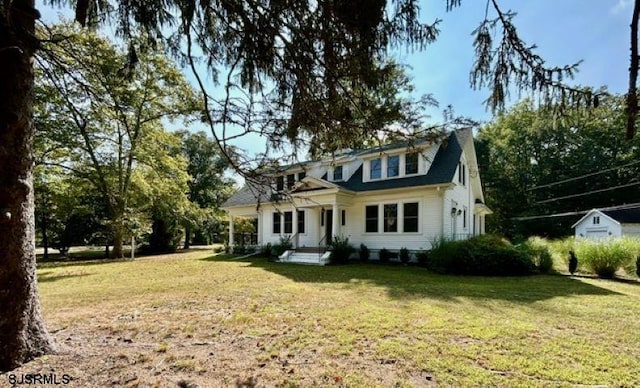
top-left (593, 216), bottom-right (600, 225)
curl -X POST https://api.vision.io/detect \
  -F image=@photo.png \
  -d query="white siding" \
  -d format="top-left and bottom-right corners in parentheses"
top-left (342, 189), bottom-right (443, 251)
top-left (622, 224), bottom-right (640, 237)
top-left (574, 213), bottom-right (621, 239)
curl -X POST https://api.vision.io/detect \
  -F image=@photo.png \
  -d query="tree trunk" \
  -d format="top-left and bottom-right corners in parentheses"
top-left (111, 222), bottom-right (125, 258)
top-left (183, 224), bottom-right (191, 249)
top-left (0, 0), bottom-right (56, 371)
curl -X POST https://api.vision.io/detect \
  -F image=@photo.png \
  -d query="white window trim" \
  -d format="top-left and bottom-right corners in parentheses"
top-left (331, 165), bottom-right (346, 182)
top-left (364, 152), bottom-right (425, 182)
top-left (363, 200), bottom-right (421, 235)
top-left (272, 209), bottom-right (308, 236)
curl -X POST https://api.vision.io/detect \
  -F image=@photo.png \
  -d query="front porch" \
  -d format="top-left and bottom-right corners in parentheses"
top-left (226, 185), bottom-right (355, 255)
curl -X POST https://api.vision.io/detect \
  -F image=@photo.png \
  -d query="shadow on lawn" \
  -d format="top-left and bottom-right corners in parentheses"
top-left (38, 270), bottom-right (94, 283)
top-left (203, 255), bottom-right (622, 303)
top-left (37, 247), bottom-right (212, 269)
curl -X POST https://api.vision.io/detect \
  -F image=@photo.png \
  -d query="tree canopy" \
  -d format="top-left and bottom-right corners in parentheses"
top-left (35, 23), bottom-right (199, 258)
top-left (477, 94), bottom-right (640, 239)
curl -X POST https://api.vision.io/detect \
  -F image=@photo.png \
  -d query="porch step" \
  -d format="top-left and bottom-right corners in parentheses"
top-left (295, 247), bottom-right (327, 254)
top-left (280, 250), bottom-right (330, 265)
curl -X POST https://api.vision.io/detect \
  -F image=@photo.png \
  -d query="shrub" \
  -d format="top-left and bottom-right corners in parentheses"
top-left (359, 244), bottom-right (370, 262)
top-left (520, 237), bottom-right (554, 273)
top-left (272, 236), bottom-right (293, 258)
top-left (260, 243), bottom-right (272, 258)
top-left (427, 235), bottom-right (534, 276)
top-left (212, 245), bottom-right (224, 253)
top-left (328, 235), bottom-right (355, 264)
top-left (568, 251), bottom-right (578, 275)
top-left (415, 251), bottom-right (429, 266)
top-left (399, 247), bottom-right (410, 264)
top-left (574, 238), bottom-right (637, 279)
top-left (378, 248), bottom-right (391, 263)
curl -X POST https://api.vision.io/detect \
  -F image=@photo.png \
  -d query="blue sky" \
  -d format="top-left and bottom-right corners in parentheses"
top-left (400, 0), bottom-right (632, 123)
top-left (38, 0), bottom-right (633, 151)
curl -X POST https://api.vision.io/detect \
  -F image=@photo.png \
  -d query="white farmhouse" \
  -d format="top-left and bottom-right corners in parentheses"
top-left (222, 129), bottom-right (492, 264)
top-left (572, 208), bottom-right (640, 239)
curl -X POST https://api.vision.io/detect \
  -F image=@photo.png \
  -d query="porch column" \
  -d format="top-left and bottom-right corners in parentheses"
top-left (332, 202), bottom-right (339, 240)
top-left (279, 212), bottom-right (284, 238)
top-left (228, 215), bottom-right (234, 253)
top-left (292, 208), bottom-right (298, 248)
top-left (257, 211), bottom-right (262, 245)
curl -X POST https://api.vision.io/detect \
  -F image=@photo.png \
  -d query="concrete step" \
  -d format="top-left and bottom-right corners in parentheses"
top-left (281, 251), bottom-right (330, 265)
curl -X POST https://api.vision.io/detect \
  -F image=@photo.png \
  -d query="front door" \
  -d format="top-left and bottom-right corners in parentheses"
top-left (325, 210), bottom-right (333, 245)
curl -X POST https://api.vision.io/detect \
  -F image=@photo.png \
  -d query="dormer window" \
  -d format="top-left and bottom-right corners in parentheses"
top-left (298, 171), bottom-right (306, 181)
top-left (406, 152), bottom-right (418, 175)
top-left (387, 155), bottom-right (399, 177)
top-left (333, 165), bottom-right (343, 181)
top-left (287, 174), bottom-right (295, 189)
top-left (370, 158), bottom-right (382, 179)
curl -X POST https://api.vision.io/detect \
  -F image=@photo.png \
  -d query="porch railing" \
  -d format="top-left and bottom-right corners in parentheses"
top-left (318, 233), bottom-right (328, 248)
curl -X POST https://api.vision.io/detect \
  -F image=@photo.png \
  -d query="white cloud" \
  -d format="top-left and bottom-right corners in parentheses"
top-left (611, 0), bottom-right (634, 15)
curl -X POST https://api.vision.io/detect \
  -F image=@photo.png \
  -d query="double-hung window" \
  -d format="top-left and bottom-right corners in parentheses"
top-left (383, 204), bottom-right (398, 232)
top-left (297, 210), bottom-right (305, 233)
top-left (284, 211), bottom-right (293, 234)
top-left (365, 205), bottom-right (378, 232)
top-left (403, 203), bottom-right (419, 232)
top-left (405, 153), bottom-right (418, 175)
top-left (333, 165), bottom-right (343, 181)
top-left (387, 155), bottom-right (400, 177)
top-left (273, 212), bottom-right (281, 234)
top-left (370, 158), bottom-right (382, 179)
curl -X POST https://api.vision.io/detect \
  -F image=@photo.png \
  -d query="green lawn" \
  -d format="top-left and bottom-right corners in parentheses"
top-left (19, 250), bottom-right (640, 386)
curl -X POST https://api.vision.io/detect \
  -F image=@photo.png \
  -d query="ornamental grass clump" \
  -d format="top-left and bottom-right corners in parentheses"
top-left (520, 236), bottom-right (554, 273)
top-left (574, 237), bottom-right (638, 279)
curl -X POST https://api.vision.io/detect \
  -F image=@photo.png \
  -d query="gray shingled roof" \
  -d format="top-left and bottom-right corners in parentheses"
top-left (335, 129), bottom-right (467, 192)
top-left (602, 208), bottom-right (640, 223)
top-left (222, 129), bottom-right (470, 207)
top-left (222, 183), bottom-right (271, 207)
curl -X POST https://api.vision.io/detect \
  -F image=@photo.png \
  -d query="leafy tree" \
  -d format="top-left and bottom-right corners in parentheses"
top-left (177, 130), bottom-right (235, 249)
top-left (477, 95), bottom-right (640, 239)
top-left (34, 24), bottom-right (197, 259)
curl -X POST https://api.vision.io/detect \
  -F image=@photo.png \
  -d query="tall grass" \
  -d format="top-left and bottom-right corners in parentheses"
top-left (574, 238), bottom-right (639, 278)
top-left (520, 236), bottom-right (554, 273)
top-left (525, 236), bottom-right (640, 278)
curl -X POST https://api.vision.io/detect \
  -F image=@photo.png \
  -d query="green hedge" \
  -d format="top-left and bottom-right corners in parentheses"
top-left (427, 235), bottom-right (535, 276)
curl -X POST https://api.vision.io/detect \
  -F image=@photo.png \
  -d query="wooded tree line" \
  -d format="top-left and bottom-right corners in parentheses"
top-left (33, 24), bottom-right (235, 259)
top-left (477, 94), bottom-right (640, 240)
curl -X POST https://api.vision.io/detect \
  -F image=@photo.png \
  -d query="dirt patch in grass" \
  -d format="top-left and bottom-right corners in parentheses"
top-left (2, 251), bottom-right (640, 387)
